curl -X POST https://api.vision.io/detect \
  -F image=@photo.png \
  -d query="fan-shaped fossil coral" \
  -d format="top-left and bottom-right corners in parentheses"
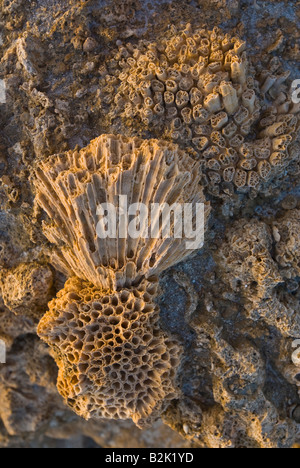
top-left (35, 134), bottom-right (210, 290)
top-left (34, 133), bottom-right (210, 427)
top-left (100, 24), bottom-right (300, 197)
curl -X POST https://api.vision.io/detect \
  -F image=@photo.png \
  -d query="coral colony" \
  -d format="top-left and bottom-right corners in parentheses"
top-left (32, 25), bottom-right (299, 431)
top-left (101, 25), bottom-right (300, 198)
top-left (34, 134), bottom-right (210, 427)
top-left (1, 0), bottom-right (300, 448)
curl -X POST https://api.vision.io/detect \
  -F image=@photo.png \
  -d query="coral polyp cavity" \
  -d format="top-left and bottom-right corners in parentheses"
top-left (34, 133), bottom-right (210, 426)
top-left (38, 277), bottom-right (181, 428)
top-left (100, 24), bottom-right (300, 197)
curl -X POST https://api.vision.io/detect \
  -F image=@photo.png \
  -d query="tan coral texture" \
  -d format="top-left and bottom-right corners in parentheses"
top-left (0, 263), bottom-right (53, 319)
top-left (34, 133), bottom-right (210, 290)
top-left (33, 133), bottom-right (210, 427)
top-left (37, 276), bottom-right (181, 429)
top-left (273, 209), bottom-right (300, 278)
top-left (101, 25), bottom-right (300, 197)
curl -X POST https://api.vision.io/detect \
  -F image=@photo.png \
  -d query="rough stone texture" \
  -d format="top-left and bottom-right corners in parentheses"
top-left (0, 0), bottom-right (300, 449)
top-left (0, 262), bottom-right (54, 319)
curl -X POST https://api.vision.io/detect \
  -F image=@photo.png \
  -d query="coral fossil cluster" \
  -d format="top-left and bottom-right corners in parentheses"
top-left (216, 210), bottom-right (300, 405)
top-left (100, 24), bottom-right (300, 197)
top-left (217, 214), bottom-right (300, 338)
top-left (34, 134), bottom-right (210, 427)
top-left (38, 277), bottom-right (181, 427)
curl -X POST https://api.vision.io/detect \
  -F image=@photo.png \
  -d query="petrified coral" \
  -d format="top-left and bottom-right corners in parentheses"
top-left (160, 263), bottom-right (300, 448)
top-left (273, 209), bottom-right (300, 279)
top-left (100, 24), bottom-right (300, 197)
top-left (217, 219), bottom-right (282, 302)
top-left (38, 276), bottom-right (181, 428)
top-left (34, 133), bottom-right (210, 290)
top-left (0, 262), bottom-right (54, 319)
top-left (2, 0), bottom-right (300, 450)
top-left (33, 133), bottom-right (210, 427)
top-left (216, 217), bottom-right (300, 337)
top-left (202, 335), bottom-right (297, 448)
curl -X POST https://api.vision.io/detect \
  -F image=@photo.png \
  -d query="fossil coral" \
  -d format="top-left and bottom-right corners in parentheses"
top-left (216, 218), bottom-right (300, 337)
top-left (35, 134), bottom-right (210, 290)
top-left (273, 209), bottom-right (300, 279)
top-left (0, 263), bottom-right (54, 319)
top-left (217, 219), bottom-right (283, 301)
top-left (33, 133), bottom-right (210, 427)
top-left (2, 0), bottom-right (300, 450)
top-left (38, 276), bottom-right (181, 428)
top-left (100, 24), bottom-right (300, 197)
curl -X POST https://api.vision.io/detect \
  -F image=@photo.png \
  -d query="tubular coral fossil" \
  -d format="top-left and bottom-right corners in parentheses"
top-left (38, 277), bottom-right (181, 428)
top-left (34, 134), bottom-right (210, 427)
top-left (100, 24), bottom-right (300, 197)
top-left (35, 134), bottom-right (210, 290)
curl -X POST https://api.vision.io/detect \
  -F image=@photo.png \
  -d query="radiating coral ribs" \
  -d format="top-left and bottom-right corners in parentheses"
top-left (37, 133), bottom-right (210, 286)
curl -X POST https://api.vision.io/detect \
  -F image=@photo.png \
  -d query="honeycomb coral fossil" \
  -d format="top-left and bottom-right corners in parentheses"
top-left (34, 134), bottom-right (210, 290)
top-left (100, 25), bottom-right (300, 197)
top-left (34, 133), bottom-right (210, 427)
top-left (38, 276), bottom-right (181, 428)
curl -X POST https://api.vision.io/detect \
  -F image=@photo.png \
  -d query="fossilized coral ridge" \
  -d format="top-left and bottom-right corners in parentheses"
top-left (34, 133), bottom-right (210, 427)
top-left (35, 134), bottom-right (210, 290)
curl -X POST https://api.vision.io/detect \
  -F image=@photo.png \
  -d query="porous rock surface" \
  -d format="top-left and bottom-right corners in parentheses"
top-left (0, 262), bottom-right (54, 318)
top-left (0, 0), bottom-right (300, 449)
